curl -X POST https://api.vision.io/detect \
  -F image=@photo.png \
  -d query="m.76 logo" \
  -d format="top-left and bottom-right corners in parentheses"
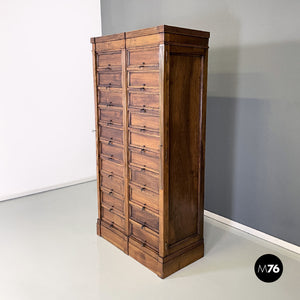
top-left (255, 254), bottom-right (283, 282)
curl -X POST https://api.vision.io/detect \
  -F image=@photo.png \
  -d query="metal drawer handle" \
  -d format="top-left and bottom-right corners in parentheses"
top-left (139, 62), bottom-right (145, 68)
top-left (108, 173), bottom-right (113, 178)
top-left (109, 189), bottom-right (113, 195)
top-left (140, 146), bottom-right (146, 153)
top-left (141, 167), bottom-right (145, 172)
top-left (142, 240), bottom-right (147, 247)
top-left (140, 87), bottom-right (145, 91)
top-left (140, 108), bottom-right (146, 113)
top-left (108, 138), bottom-right (113, 145)
top-left (106, 66), bottom-right (111, 70)
top-left (109, 222), bottom-right (114, 228)
top-left (142, 204), bottom-right (146, 211)
top-left (107, 120), bottom-right (113, 125)
top-left (109, 206), bottom-right (114, 212)
top-left (108, 154), bottom-right (113, 160)
top-left (141, 222), bottom-right (146, 229)
top-left (107, 101), bottom-right (113, 107)
top-left (140, 187), bottom-right (146, 191)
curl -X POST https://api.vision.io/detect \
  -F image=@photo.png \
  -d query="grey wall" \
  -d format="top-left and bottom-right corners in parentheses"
top-left (101, 0), bottom-right (300, 245)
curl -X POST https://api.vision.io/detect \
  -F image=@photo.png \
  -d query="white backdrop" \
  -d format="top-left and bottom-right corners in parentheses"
top-left (0, 0), bottom-right (101, 201)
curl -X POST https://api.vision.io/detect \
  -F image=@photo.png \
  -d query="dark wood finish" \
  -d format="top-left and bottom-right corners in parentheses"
top-left (91, 25), bottom-right (209, 278)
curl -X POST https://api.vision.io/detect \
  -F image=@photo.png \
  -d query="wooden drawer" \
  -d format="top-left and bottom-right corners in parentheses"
top-left (102, 206), bottom-right (125, 231)
top-left (130, 203), bottom-right (159, 232)
top-left (129, 149), bottom-right (159, 172)
top-left (130, 220), bottom-right (159, 251)
top-left (100, 141), bottom-right (123, 162)
top-left (128, 47), bottom-right (159, 68)
top-left (99, 108), bottom-right (123, 127)
top-left (98, 90), bottom-right (123, 107)
top-left (100, 126), bottom-right (123, 144)
top-left (128, 71), bottom-right (159, 88)
top-left (98, 51), bottom-right (121, 69)
top-left (98, 72), bottom-right (122, 88)
top-left (101, 190), bottom-right (124, 214)
top-left (128, 92), bottom-right (159, 109)
top-left (100, 158), bottom-right (124, 178)
top-left (129, 131), bottom-right (160, 151)
top-left (130, 184), bottom-right (159, 212)
top-left (130, 166), bottom-right (159, 193)
top-left (101, 171), bottom-right (124, 195)
top-left (129, 110), bottom-right (159, 132)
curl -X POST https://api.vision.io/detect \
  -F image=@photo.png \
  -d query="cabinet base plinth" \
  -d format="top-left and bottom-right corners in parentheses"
top-left (128, 238), bottom-right (204, 278)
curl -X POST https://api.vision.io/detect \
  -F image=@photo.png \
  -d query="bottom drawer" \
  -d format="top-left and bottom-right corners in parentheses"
top-left (130, 220), bottom-right (159, 251)
top-left (101, 207), bottom-right (125, 232)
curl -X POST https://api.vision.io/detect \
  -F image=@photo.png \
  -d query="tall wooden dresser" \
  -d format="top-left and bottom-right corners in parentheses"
top-left (91, 25), bottom-right (210, 278)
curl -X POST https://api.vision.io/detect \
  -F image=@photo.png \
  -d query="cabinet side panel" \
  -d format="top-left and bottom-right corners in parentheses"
top-left (168, 53), bottom-right (201, 246)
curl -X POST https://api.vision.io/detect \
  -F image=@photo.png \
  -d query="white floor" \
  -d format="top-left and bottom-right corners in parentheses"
top-left (0, 181), bottom-right (299, 300)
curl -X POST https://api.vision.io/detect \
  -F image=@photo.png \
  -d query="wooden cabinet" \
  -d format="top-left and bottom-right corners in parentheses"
top-left (91, 25), bottom-right (210, 278)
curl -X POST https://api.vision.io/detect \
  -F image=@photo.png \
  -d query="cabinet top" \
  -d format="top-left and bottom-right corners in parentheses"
top-left (90, 25), bottom-right (210, 44)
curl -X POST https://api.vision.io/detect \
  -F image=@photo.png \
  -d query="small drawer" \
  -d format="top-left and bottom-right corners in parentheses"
top-left (99, 108), bottom-right (123, 127)
top-left (101, 171), bottom-right (124, 195)
top-left (98, 90), bottom-right (123, 107)
top-left (101, 190), bottom-right (124, 214)
top-left (129, 111), bottom-right (159, 132)
top-left (98, 51), bottom-right (121, 68)
top-left (130, 167), bottom-right (159, 193)
top-left (129, 131), bottom-right (160, 151)
top-left (100, 141), bottom-right (123, 162)
top-left (100, 158), bottom-right (124, 178)
top-left (98, 72), bottom-right (122, 88)
top-left (101, 206), bottom-right (125, 231)
top-left (130, 203), bottom-right (159, 232)
top-left (100, 126), bottom-right (123, 144)
top-left (128, 47), bottom-right (159, 68)
top-left (128, 92), bottom-right (159, 109)
top-left (130, 220), bottom-right (159, 251)
top-left (129, 150), bottom-right (159, 172)
top-left (128, 71), bottom-right (159, 88)
top-left (130, 184), bottom-right (159, 212)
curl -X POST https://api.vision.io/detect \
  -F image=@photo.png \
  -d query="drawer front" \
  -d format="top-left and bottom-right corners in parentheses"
top-left (101, 190), bottom-right (124, 214)
top-left (130, 221), bottom-right (159, 251)
top-left (130, 185), bottom-right (159, 212)
top-left (128, 48), bottom-right (159, 67)
top-left (128, 71), bottom-right (159, 88)
top-left (101, 158), bottom-right (124, 178)
top-left (98, 72), bottom-right (122, 87)
top-left (129, 111), bottom-right (159, 132)
top-left (130, 167), bottom-right (159, 193)
top-left (101, 207), bottom-right (125, 231)
top-left (101, 142), bottom-right (123, 162)
top-left (100, 126), bottom-right (123, 144)
top-left (130, 204), bottom-right (159, 232)
top-left (101, 172), bottom-right (124, 195)
top-left (98, 90), bottom-right (123, 107)
top-left (129, 132), bottom-right (160, 151)
top-left (99, 108), bottom-right (123, 126)
top-left (129, 150), bottom-right (159, 171)
top-left (128, 92), bottom-right (159, 109)
top-left (98, 51), bottom-right (121, 68)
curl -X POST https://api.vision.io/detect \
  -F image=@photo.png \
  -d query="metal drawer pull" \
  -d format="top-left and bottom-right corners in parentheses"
top-left (142, 240), bottom-right (147, 247)
top-left (108, 173), bottom-right (113, 178)
top-left (109, 189), bottom-right (113, 195)
top-left (140, 187), bottom-right (146, 191)
top-left (109, 206), bottom-right (114, 212)
top-left (107, 101), bottom-right (113, 107)
top-left (139, 62), bottom-right (145, 68)
top-left (140, 108), bottom-right (146, 113)
top-left (141, 167), bottom-right (145, 171)
top-left (108, 138), bottom-right (113, 145)
top-left (108, 154), bottom-right (113, 160)
top-left (109, 222), bottom-right (114, 228)
top-left (140, 125), bottom-right (146, 132)
top-left (142, 204), bottom-right (146, 211)
top-left (141, 222), bottom-right (146, 229)
top-left (107, 120), bottom-right (113, 125)
top-left (140, 146), bottom-right (146, 153)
